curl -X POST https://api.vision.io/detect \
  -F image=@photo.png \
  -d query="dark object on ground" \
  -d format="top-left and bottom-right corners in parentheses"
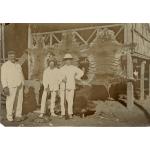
top-left (22, 87), bottom-right (37, 114)
top-left (90, 85), bottom-right (108, 100)
top-left (109, 82), bottom-right (127, 100)
top-left (74, 85), bottom-right (96, 117)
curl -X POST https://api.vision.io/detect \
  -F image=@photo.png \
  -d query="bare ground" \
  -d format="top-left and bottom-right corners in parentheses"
top-left (1, 99), bottom-right (150, 127)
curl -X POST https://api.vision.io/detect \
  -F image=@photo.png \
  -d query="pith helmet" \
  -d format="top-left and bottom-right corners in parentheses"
top-left (63, 53), bottom-right (73, 59)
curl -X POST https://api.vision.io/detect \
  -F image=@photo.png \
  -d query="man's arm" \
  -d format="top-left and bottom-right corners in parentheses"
top-left (1, 64), bottom-right (9, 96)
top-left (59, 67), bottom-right (66, 83)
top-left (75, 67), bottom-right (84, 80)
top-left (1, 64), bottom-right (8, 88)
top-left (42, 70), bottom-right (49, 91)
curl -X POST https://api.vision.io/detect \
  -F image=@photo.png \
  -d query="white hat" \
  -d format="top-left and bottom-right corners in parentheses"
top-left (63, 53), bottom-right (73, 59)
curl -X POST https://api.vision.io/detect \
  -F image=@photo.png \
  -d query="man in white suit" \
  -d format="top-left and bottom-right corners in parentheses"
top-left (40, 58), bottom-right (60, 117)
top-left (1, 51), bottom-right (24, 122)
top-left (60, 53), bottom-right (84, 119)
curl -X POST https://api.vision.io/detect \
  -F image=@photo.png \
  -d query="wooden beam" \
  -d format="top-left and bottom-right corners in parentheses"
top-left (50, 34), bottom-right (53, 47)
top-left (52, 34), bottom-right (61, 43)
top-left (132, 52), bottom-right (150, 60)
top-left (140, 60), bottom-right (146, 100)
top-left (127, 82), bottom-right (134, 110)
top-left (32, 24), bottom-right (124, 36)
top-left (124, 24), bottom-right (133, 44)
top-left (1, 24), bottom-right (5, 62)
top-left (74, 31), bottom-right (87, 45)
top-left (28, 24), bottom-right (32, 49)
top-left (115, 26), bottom-right (124, 38)
top-left (28, 24), bottom-right (32, 79)
top-left (126, 51), bottom-right (134, 110)
top-left (87, 29), bottom-right (97, 43)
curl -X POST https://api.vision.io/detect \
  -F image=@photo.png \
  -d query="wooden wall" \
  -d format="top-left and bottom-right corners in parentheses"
top-left (124, 23), bottom-right (150, 56)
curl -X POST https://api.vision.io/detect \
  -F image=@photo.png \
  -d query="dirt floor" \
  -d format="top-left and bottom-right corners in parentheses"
top-left (1, 99), bottom-right (150, 127)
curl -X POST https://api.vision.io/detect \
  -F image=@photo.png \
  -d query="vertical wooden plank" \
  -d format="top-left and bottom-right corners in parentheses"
top-left (50, 33), bottom-right (52, 48)
top-left (124, 23), bottom-right (133, 44)
top-left (145, 24), bottom-right (150, 55)
top-left (142, 24), bottom-right (146, 55)
top-left (127, 51), bottom-right (134, 110)
top-left (147, 24), bottom-right (150, 56)
top-left (28, 24), bottom-right (32, 49)
top-left (140, 61), bottom-right (146, 100)
top-left (127, 82), bottom-right (134, 110)
top-left (28, 24), bottom-right (32, 80)
top-left (138, 24), bottom-right (144, 54)
top-left (1, 24), bottom-right (5, 62)
top-left (133, 24), bottom-right (137, 52)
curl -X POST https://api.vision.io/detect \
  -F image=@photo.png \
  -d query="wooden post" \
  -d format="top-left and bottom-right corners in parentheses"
top-left (1, 23), bottom-right (5, 62)
top-left (124, 24), bottom-right (133, 44)
top-left (50, 33), bottom-right (52, 48)
top-left (126, 51), bottom-right (134, 110)
top-left (140, 60), bottom-right (146, 100)
top-left (28, 24), bottom-right (32, 49)
top-left (28, 24), bottom-right (32, 80)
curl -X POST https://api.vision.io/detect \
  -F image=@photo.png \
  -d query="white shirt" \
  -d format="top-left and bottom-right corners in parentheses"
top-left (1, 61), bottom-right (24, 88)
top-left (60, 65), bottom-right (84, 90)
top-left (42, 67), bottom-right (60, 91)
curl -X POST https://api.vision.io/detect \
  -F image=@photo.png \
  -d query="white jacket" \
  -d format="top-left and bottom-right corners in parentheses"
top-left (1, 61), bottom-right (24, 88)
top-left (60, 65), bottom-right (84, 90)
top-left (42, 67), bottom-right (60, 91)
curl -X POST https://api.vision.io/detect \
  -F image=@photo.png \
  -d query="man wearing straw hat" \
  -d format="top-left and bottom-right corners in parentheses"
top-left (1, 50), bottom-right (24, 122)
top-left (60, 53), bottom-right (84, 119)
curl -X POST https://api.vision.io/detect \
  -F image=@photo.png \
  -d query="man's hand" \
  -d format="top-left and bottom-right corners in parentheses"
top-left (3, 87), bottom-right (10, 96)
top-left (76, 79), bottom-right (82, 85)
top-left (18, 83), bottom-right (23, 89)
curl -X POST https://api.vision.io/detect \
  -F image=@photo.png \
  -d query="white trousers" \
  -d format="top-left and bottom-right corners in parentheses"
top-left (6, 85), bottom-right (23, 120)
top-left (60, 89), bottom-right (74, 115)
top-left (40, 90), bottom-right (56, 114)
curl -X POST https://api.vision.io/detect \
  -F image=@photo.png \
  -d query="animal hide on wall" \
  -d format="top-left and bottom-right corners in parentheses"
top-left (28, 29), bottom-right (124, 87)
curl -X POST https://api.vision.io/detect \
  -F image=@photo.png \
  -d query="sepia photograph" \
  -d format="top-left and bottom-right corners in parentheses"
top-left (1, 23), bottom-right (150, 127)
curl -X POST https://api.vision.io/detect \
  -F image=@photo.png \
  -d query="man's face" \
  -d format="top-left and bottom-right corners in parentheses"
top-left (65, 59), bottom-right (72, 65)
top-left (49, 61), bottom-right (55, 69)
top-left (8, 54), bottom-right (16, 63)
